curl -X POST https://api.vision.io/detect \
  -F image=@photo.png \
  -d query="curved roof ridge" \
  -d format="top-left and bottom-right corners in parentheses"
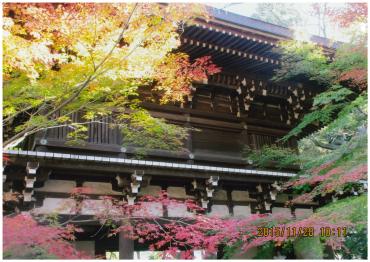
top-left (207, 6), bottom-right (342, 49)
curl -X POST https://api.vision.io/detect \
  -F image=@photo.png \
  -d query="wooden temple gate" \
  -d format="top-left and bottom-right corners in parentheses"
top-left (3, 6), bottom-right (338, 259)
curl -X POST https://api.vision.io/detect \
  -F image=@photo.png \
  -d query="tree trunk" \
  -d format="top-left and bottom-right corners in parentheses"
top-left (293, 237), bottom-right (324, 259)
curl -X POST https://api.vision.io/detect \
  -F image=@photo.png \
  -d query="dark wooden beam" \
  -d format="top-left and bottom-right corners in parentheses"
top-left (8, 158), bottom-right (293, 184)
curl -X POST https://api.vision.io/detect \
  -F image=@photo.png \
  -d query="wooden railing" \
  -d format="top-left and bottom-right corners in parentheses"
top-left (38, 111), bottom-right (295, 162)
top-left (46, 112), bottom-right (122, 146)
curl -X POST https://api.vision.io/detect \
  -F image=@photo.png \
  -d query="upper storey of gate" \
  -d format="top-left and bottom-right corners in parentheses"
top-left (179, 6), bottom-right (339, 78)
top-left (24, 7), bottom-right (340, 169)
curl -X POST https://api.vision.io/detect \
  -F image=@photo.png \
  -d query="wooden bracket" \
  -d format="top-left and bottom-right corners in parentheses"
top-left (271, 180), bottom-right (282, 191)
top-left (130, 170), bottom-right (144, 194)
top-left (206, 187), bottom-right (214, 198)
top-left (256, 184), bottom-right (263, 193)
top-left (192, 176), bottom-right (220, 209)
top-left (126, 195), bottom-right (136, 206)
top-left (201, 198), bottom-right (209, 209)
top-left (116, 170), bottom-right (145, 205)
top-left (23, 162), bottom-right (39, 203)
top-left (207, 176), bottom-right (219, 187)
top-left (270, 190), bottom-right (278, 201)
top-left (238, 78), bottom-right (259, 113)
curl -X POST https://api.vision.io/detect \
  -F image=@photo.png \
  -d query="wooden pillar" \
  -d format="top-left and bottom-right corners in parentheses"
top-left (94, 239), bottom-right (106, 258)
top-left (185, 113), bottom-right (194, 164)
top-left (240, 122), bottom-right (250, 149)
top-left (251, 133), bottom-right (258, 150)
top-left (226, 189), bottom-right (234, 216)
top-left (119, 221), bottom-right (134, 259)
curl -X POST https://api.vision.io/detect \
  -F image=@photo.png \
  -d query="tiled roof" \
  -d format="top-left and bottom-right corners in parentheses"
top-left (208, 6), bottom-right (341, 49)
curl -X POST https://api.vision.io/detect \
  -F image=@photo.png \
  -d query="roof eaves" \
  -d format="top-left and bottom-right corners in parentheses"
top-left (4, 150), bottom-right (297, 178)
top-left (207, 6), bottom-right (342, 49)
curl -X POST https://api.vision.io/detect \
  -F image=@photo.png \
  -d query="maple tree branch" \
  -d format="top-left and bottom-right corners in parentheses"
top-left (3, 98), bottom-right (102, 149)
top-left (43, 4), bottom-right (139, 120)
top-left (44, 75), bottom-right (94, 119)
top-left (310, 137), bottom-right (339, 150)
top-left (355, 107), bottom-right (367, 117)
top-left (40, 4), bottom-right (141, 117)
top-left (3, 127), bottom-right (35, 150)
top-left (149, 218), bottom-right (192, 248)
top-left (92, 7), bottom-right (170, 80)
top-left (4, 4), bottom-right (187, 150)
top-left (3, 105), bottom-right (35, 124)
top-left (3, 96), bottom-right (56, 125)
top-left (3, 120), bottom-right (106, 150)
top-left (55, 99), bottom-right (100, 119)
top-left (91, 221), bottom-right (107, 237)
top-left (93, 3), bottom-right (138, 72)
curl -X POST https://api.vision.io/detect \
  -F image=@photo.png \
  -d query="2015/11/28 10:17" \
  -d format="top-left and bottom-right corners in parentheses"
top-left (257, 226), bottom-right (347, 237)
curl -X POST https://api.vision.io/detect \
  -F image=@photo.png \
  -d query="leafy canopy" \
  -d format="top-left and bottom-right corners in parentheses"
top-left (3, 3), bottom-right (220, 150)
top-left (245, 7), bottom-right (367, 258)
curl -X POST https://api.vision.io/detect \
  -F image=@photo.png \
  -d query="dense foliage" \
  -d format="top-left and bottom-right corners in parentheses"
top-left (246, 3), bottom-right (367, 259)
top-left (2, 2), bottom-right (367, 260)
top-left (245, 145), bottom-right (300, 169)
top-left (3, 214), bottom-right (89, 259)
top-left (3, 190), bottom-right (350, 259)
top-left (3, 3), bottom-right (220, 151)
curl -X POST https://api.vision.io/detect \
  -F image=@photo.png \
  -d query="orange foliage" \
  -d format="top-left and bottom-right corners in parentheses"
top-left (339, 68), bottom-right (367, 92)
top-left (329, 3), bottom-right (367, 27)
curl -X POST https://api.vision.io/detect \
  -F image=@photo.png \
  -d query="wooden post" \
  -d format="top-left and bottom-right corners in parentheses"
top-left (119, 220), bottom-right (134, 259)
top-left (185, 114), bottom-right (194, 164)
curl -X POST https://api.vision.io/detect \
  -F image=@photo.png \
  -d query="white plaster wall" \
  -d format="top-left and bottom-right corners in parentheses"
top-left (167, 202), bottom-right (193, 217)
top-left (35, 180), bottom-right (76, 194)
top-left (33, 198), bottom-right (76, 215)
top-left (295, 208), bottom-right (313, 219)
top-left (132, 202), bottom-right (163, 217)
top-left (208, 205), bottom-right (230, 218)
top-left (82, 182), bottom-right (121, 196)
top-left (233, 205), bottom-right (251, 218)
top-left (231, 190), bottom-right (250, 201)
top-left (138, 185), bottom-right (162, 196)
top-left (213, 190), bottom-right (228, 201)
top-left (276, 194), bottom-right (289, 203)
top-left (271, 207), bottom-right (292, 219)
top-left (80, 199), bottom-right (107, 215)
top-left (167, 186), bottom-right (195, 199)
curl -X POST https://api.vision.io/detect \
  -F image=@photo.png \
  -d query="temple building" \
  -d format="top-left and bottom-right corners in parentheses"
top-left (3, 7), bottom-right (338, 259)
